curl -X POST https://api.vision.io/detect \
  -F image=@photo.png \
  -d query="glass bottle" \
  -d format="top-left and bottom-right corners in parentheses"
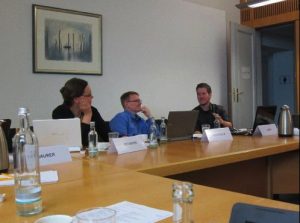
top-left (148, 118), bottom-right (158, 149)
top-left (172, 182), bottom-right (183, 223)
top-left (172, 182), bottom-right (194, 223)
top-left (182, 182), bottom-right (194, 223)
top-left (159, 117), bottom-right (168, 143)
top-left (13, 107), bottom-right (42, 216)
top-left (213, 118), bottom-right (220, 128)
top-left (88, 122), bottom-right (98, 158)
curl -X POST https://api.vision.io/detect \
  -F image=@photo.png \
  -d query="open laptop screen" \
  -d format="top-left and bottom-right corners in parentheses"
top-left (252, 106), bottom-right (277, 132)
top-left (167, 110), bottom-right (199, 141)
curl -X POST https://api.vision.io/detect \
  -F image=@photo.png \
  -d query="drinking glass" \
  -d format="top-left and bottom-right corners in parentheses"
top-left (108, 132), bottom-right (119, 149)
top-left (73, 207), bottom-right (116, 223)
top-left (201, 124), bottom-right (210, 134)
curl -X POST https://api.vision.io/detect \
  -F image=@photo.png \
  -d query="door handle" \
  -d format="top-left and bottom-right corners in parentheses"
top-left (236, 88), bottom-right (244, 102)
top-left (233, 88), bottom-right (236, 102)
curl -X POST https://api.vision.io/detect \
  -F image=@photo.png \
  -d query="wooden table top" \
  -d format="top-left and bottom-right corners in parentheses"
top-left (74, 135), bottom-right (300, 176)
top-left (0, 158), bottom-right (298, 223)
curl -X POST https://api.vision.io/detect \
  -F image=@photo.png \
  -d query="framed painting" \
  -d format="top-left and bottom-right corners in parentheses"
top-left (32, 5), bottom-right (102, 75)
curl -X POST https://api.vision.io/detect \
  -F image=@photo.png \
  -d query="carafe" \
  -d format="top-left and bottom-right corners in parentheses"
top-left (278, 105), bottom-right (293, 137)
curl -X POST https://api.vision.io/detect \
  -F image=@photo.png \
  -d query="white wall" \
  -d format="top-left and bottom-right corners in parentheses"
top-left (0, 0), bottom-right (227, 127)
top-left (184, 0), bottom-right (240, 23)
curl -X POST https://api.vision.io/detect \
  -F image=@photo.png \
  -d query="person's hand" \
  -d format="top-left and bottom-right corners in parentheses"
top-left (212, 113), bottom-right (223, 124)
top-left (141, 105), bottom-right (152, 118)
top-left (80, 100), bottom-right (92, 124)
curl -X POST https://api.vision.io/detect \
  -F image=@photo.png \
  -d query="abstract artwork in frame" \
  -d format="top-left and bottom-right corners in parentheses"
top-left (33, 5), bottom-right (102, 75)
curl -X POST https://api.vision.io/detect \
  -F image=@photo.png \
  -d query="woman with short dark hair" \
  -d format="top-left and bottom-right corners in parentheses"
top-left (52, 78), bottom-right (109, 147)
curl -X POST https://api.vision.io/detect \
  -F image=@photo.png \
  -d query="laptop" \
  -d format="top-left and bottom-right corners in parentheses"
top-left (167, 110), bottom-right (199, 141)
top-left (232, 105), bottom-right (277, 136)
top-left (32, 118), bottom-right (82, 151)
top-left (229, 202), bottom-right (299, 223)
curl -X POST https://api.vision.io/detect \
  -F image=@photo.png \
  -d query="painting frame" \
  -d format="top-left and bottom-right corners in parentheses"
top-left (32, 4), bottom-right (102, 75)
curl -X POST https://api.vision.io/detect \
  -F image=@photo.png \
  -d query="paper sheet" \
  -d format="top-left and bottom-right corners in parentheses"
top-left (0, 170), bottom-right (58, 186)
top-left (107, 201), bottom-right (173, 223)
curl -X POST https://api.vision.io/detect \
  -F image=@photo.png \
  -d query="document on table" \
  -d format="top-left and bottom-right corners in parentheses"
top-left (107, 201), bottom-right (173, 223)
top-left (0, 170), bottom-right (58, 186)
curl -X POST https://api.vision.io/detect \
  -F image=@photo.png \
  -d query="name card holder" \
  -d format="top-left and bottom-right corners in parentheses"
top-left (201, 127), bottom-right (233, 142)
top-left (39, 145), bottom-right (72, 166)
top-left (108, 135), bottom-right (147, 154)
top-left (252, 124), bottom-right (277, 136)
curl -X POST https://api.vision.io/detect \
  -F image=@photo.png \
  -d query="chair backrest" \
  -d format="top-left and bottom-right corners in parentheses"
top-left (229, 202), bottom-right (299, 223)
top-left (292, 113), bottom-right (299, 128)
top-left (0, 119), bottom-right (13, 153)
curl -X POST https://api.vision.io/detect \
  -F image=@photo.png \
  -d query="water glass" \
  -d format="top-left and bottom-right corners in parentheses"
top-left (73, 207), bottom-right (116, 223)
top-left (201, 124), bottom-right (210, 134)
top-left (108, 132), bottom-right (119, 149)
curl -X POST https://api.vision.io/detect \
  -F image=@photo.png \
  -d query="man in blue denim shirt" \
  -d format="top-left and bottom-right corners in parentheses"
top-left (110, 91), bottom-right (153, 137)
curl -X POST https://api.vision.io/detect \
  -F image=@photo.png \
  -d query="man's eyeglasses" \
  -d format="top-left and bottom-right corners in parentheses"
top-left (127, 99), bottom-right (142, 103)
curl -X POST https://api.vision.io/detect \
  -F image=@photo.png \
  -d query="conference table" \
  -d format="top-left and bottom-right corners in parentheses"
top-left (91, 135), bottom-right (299, 197)
top-left (0, 135), bottom-right (299, 222)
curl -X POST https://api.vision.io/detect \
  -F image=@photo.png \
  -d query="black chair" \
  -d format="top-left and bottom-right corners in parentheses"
top-left (292, 113), bottom-right (299, 128)
top-left (0, 119), bottom-right (13, 153)
top-left (229, 202), bottom-right (299, 223)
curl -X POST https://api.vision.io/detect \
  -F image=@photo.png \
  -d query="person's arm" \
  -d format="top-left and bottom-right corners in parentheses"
top-left (220, 118), bottom-right (232, 128)
top-left (213, 106), bottom-right (233, 128)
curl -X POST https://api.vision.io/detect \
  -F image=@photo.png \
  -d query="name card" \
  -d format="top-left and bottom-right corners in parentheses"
top-left (108, 135), bottom-right (147, 155)
top-left (253, 124), bottom-right (277, 136)
top-left (201, 127), bottom-right (233, 142)
top-left (39, 145), bottom-right (72, 166)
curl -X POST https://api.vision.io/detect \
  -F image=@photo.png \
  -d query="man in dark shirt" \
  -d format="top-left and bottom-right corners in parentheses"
top-left (193, 83), bottom-right (232, 132)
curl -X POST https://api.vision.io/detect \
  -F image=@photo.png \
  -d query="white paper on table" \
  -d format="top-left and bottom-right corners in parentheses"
top-left (0, 170), bottom-right (59, 186)
top-left (201, 127), bottom-right (233, 142)
top-left (107, 201), bottom-right (173, 223)
top-left (39, 145), bottom-right (72, 166)
top-left (252, 124), bottom-right (277, 136)
top-left (108, 136), bottom-right (147, 155)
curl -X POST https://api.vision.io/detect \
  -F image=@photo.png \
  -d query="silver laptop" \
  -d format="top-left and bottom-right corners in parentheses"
top-left (167, 111), bottom-right (199, 141)
top-left (32, 118), bottom-right (82, 151)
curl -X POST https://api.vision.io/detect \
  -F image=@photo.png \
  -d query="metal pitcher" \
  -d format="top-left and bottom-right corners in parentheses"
top-left (0, 120), bottom-right (9, 173)
top-left (278, 105), bottom-right (293, 137)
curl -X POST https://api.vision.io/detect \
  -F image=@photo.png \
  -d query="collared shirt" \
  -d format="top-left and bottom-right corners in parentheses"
top-left (109, 110), bottom-right (152, 137)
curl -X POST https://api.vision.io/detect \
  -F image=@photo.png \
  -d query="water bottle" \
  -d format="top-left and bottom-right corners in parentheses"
top-left (172, 182), bottom-right (183, 223)
top-left (213, 118), bottom-right (220, 128)
top-left (88, 122), bottom-right (98, 157)
top-left (159, 117), bottom-right (168, 143)
top-left (148, 118), bottom-right (158, 149)
top-left (182, 182), bottom-right (194, 223)
top-left (172, 182), bottom-right (194, 223)
top-left (13, 107), bottom-right (42, 216)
